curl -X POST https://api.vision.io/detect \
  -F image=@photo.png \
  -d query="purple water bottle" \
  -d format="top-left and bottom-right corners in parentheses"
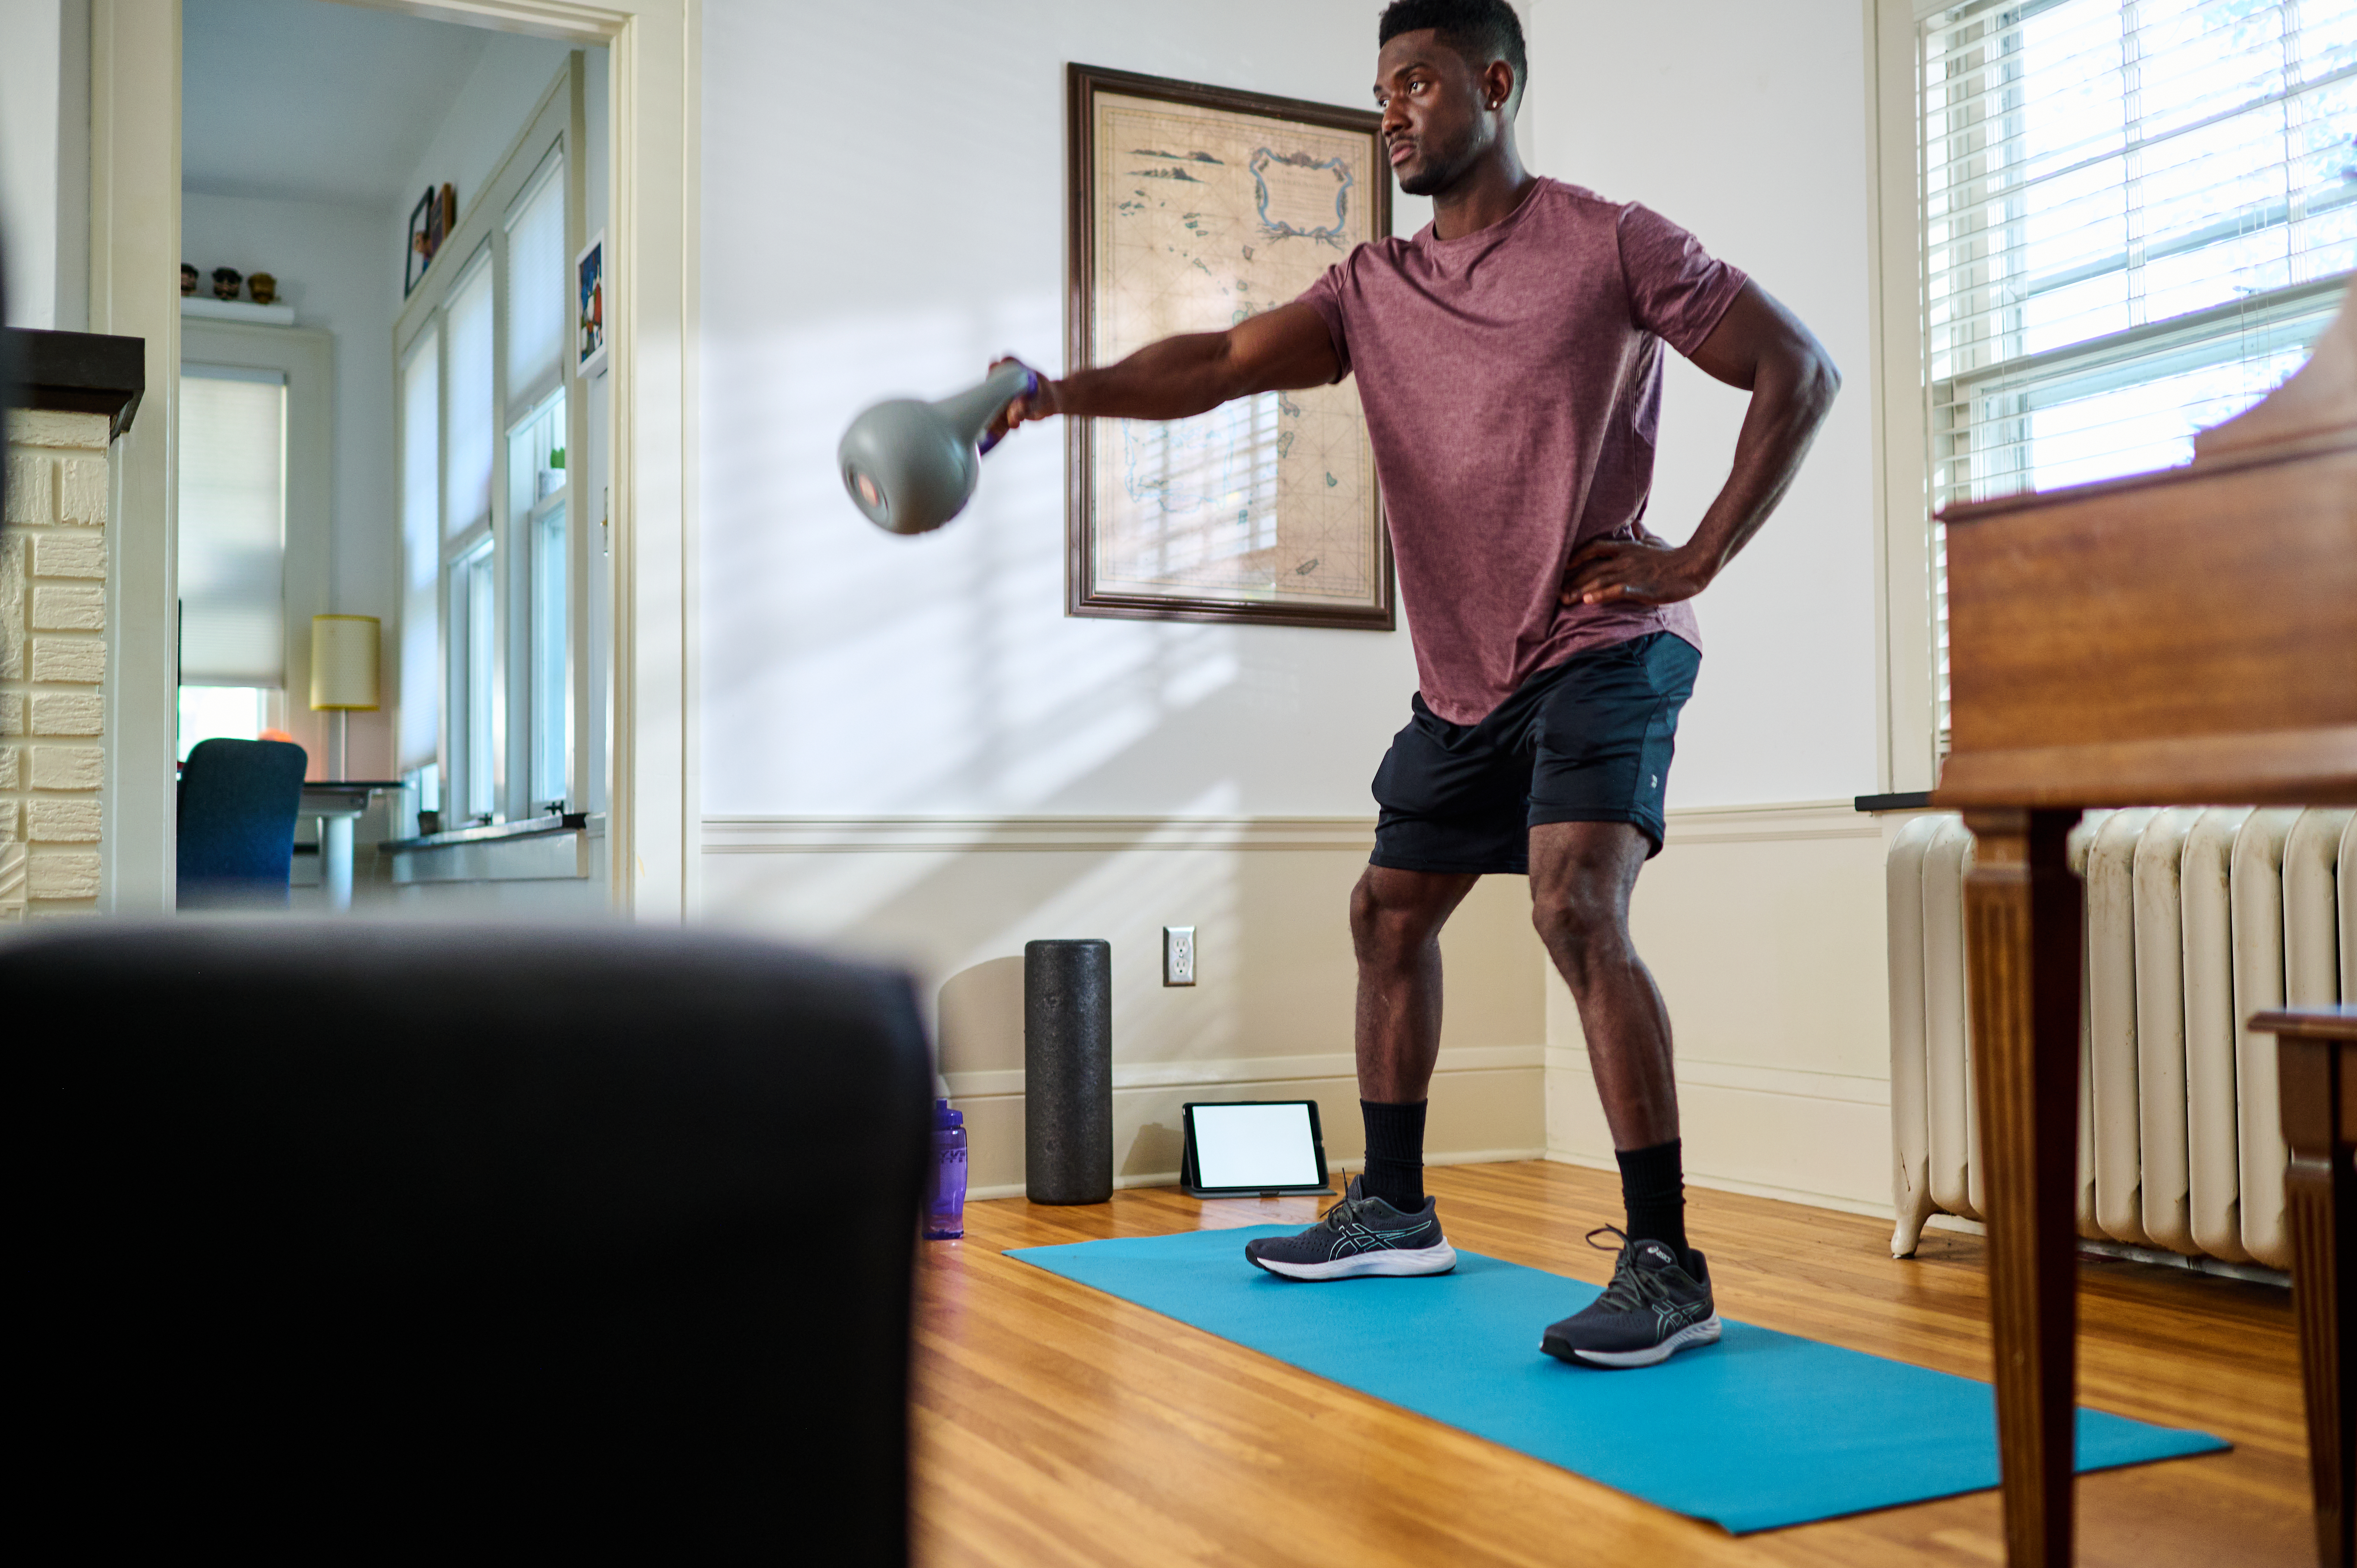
top-left (926, 1098), bottom-right (968, 1240)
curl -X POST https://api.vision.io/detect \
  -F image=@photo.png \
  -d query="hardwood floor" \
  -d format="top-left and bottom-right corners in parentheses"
top-left (911, 1160), bottom-right (2310, 1567)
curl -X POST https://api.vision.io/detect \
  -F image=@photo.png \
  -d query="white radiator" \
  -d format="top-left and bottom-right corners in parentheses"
top-left (1888, 807), bottom-right (2355, 1265)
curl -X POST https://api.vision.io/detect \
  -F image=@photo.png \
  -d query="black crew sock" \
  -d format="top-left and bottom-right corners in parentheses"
top-left (1615, 1138), bottom-right (1690, 1265)
top-left (1359, 1099), bottom-right (1428, 1211)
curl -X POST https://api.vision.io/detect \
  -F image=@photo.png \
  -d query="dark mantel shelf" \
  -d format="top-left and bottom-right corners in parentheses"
top-left (2, 327), bottom-right (147, 439)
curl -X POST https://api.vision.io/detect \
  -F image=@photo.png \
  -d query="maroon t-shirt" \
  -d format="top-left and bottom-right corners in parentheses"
top-left (1298, 177), bottom-right (1746, 724)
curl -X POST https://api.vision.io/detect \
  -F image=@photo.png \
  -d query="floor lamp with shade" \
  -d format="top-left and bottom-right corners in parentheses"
top-left (308, 616), bottom-right (381, 911)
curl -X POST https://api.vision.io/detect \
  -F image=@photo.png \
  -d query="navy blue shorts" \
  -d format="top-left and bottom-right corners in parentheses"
top-left (1369, 632), bottom-right (1701, 875)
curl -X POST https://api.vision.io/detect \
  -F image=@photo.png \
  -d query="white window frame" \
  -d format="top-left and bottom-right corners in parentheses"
top-left (1870, 0), bottom-right (1945, 795)
top-left (1863, 0), bottom-right (2352, 792)
top-left (392, 59), bottom-right (594, 830)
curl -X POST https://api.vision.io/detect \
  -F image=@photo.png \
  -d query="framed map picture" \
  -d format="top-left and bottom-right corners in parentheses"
top-left (1067, 64), bottom-right (1394, 630)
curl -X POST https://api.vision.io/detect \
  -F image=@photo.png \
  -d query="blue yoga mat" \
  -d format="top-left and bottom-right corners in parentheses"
top-left (1005, 1227), bottom-right (2226, 1533)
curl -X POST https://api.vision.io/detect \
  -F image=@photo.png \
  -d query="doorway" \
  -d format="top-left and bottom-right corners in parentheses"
top-left (86, 0), bottom-right (695, 917)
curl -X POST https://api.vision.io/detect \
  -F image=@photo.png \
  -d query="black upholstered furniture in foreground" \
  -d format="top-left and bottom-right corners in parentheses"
top-left (15, 923), bottom-right (930, 1560)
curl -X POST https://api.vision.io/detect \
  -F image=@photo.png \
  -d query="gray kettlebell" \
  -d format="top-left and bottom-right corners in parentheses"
top-left (838, 360), bottom-right (1039, 535)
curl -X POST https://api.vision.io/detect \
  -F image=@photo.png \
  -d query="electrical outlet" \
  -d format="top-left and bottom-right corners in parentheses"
top-left (1163, 925), bottom-right (1196, 987)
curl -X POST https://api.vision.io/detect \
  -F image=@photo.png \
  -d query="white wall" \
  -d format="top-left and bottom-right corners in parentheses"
top-left (1521, 2), bottom-right (1897, 1213)
top-left (384, 32), bottom-right (572, 316)
top-left (696, 0), bottom-right (1548, 1181)
top-left (1524, 0), bottom-right (1882, 810)
top-left (697, 0), bottom-right (1883, 821)
top-left (1546, 801), bottom-right (1902, 1214)
top-left (182, 191), bottom-right (398, 775)
top-left (0, 0), bottom-right (89, 331)
top-left (692, 0), bottom-right (1908, 1202)
top-left (700, 0), bottom-right (1442, 821)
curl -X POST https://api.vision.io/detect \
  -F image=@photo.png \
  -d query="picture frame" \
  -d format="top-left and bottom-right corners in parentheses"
top-left (575, 230), bottom-right (608, 378)
top-left (1065, 63), bottom-right (1394, 631)
top-left (404, 187), bottom-right (433, 296)
top-left (404, 183), bottom-right (458, 298)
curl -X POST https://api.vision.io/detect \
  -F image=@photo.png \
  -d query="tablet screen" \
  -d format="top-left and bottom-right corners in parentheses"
top-left (1190, 1102), bottom-right (1322, 1190)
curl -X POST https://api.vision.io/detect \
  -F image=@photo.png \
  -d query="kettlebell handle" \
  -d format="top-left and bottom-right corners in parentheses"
top-left (975, 366), bottom-right (1041, 456)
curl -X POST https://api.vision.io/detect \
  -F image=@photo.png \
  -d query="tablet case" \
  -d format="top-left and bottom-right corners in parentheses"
top-left (1180, 1100), bottom-right (1337, 1198)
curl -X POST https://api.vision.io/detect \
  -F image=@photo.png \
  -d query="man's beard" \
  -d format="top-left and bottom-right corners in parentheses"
top-left (1396, 130), bottom-right (1480, 197)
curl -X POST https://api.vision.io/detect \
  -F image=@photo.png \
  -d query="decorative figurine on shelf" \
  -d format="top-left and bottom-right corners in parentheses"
top-left (180, 263), bottom-right (198, 296)
top-left (247, 272), bottom-right (277, 306)
top-left (211, 267), bottom-right (242, 301)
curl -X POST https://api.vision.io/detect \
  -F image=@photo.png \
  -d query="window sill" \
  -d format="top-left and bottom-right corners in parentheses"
top-left (382, 813), bottom-right (604, 885)
top-left (378, 811), bottom-right (597, 853)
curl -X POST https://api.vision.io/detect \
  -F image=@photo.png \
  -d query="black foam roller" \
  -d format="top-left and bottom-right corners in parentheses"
top-left (1024, 938), bottom-right (1112, 1204)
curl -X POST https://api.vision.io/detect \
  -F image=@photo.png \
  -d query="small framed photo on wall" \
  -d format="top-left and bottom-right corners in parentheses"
top-left (576, 230), bottom-right (609, 378)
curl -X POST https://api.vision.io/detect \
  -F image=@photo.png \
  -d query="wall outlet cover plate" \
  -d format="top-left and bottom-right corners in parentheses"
top-left (1163, 925), bottom-right (1195, 986)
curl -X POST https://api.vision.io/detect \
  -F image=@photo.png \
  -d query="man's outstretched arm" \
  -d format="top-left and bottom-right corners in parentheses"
top-left (988, 301), bottom-right (1341, 438)
top-left (1561, 281), bottom-right (1840, 607)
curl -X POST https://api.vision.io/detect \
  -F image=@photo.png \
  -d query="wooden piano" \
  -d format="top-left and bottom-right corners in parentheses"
top-left (1934, 287), bottom-right (2357, 1567)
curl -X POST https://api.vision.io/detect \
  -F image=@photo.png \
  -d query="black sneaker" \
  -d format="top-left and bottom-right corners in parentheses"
top-left (1541, 1227), bottom-right (1721, 1368)
top-left (1243, 1176), bottom-right (1458, 1280)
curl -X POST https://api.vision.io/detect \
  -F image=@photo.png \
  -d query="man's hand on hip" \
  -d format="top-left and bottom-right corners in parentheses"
top-left (1559, 527), bottom-right (1711, 607)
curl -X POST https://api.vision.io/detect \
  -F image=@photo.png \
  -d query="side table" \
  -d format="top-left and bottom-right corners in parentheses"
top-left (2250, 1005), bottom-right (2357, 1568)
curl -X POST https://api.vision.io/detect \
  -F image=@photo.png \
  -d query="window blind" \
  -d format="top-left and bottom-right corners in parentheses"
top-left (399, 330), bottom-right (441, 772)
top-left (1919, 0), bottom-right (2356, 738)
top-left (445, 251), bottom-right (495, 539)
top-left (505, 150), bottom-right (567, 406)
top-left (177, 367), bottom-right (287, 687)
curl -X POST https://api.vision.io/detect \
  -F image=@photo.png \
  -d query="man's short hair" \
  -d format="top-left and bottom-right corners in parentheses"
top-left (1377, 0), bottom-right (1529, 101)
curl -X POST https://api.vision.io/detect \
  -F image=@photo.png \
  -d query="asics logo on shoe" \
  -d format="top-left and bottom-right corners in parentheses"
top-left (1653, 1298), bottom-right (1709, 1334)
top-left (1331, 1220), bottom-right (1431, 1255)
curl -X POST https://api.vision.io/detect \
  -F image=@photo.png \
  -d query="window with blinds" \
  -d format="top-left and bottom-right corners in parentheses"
top-left (398, 328), bottom-right (440, 775)
top-left (445, 251), bottom-right (496, 542)
top-left (1920, 0), bottom-right (2357, 739)
top-left (392, 62), bottom-right (589, 832)
top-left (505, 150), bottom-right (567, 408)
top-left (177, 367), bottom-right (288, 688)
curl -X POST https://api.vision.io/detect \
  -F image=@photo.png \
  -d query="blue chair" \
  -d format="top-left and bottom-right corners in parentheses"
top-left (176, 737), bottom-right (307, 909)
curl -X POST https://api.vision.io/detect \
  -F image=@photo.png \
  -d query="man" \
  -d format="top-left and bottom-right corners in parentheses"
top-left (993, 0), bottom-right (1838, 1368)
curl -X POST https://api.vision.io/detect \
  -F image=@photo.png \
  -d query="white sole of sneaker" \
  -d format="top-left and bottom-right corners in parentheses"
top-left (1251, 1242), bottom-right (1459, 1280)
top-left (1559, 1314), bottom-right (1722, 1368)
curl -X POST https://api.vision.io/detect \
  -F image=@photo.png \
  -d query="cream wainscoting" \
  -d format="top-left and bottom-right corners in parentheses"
top-left (1548, 799), bottom-right (1915, 1217)
top-left (701, 816), bottom-right (1548, 1196)
top-left (706, 803), bottom-right (1910, 1207)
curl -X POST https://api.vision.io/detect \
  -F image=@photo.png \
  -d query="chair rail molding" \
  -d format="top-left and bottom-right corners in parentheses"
top-left (702, 815), bottom-right (1383, 855)
top-left (88, 0), bottom-right (698, 919)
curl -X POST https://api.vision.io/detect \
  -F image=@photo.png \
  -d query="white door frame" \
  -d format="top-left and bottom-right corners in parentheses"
top-left (88, 0), bottom-right (699, 920)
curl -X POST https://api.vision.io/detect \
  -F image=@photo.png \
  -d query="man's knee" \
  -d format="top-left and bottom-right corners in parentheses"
top-left (1531, 875), bottom-right (1629, 971)
top-left (1350, 871), bottom-right (1459, 963)
top-left (1530, 825), bottom-right (1641, 959)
